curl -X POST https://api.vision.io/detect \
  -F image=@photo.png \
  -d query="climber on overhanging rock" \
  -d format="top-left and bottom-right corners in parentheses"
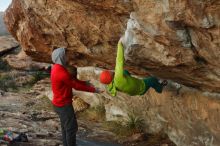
top-left (99, 38), bottom-right (168, 96)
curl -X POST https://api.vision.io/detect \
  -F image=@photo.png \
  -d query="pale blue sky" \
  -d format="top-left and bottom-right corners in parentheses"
top-left (0, 0), bottom-right (12, 12)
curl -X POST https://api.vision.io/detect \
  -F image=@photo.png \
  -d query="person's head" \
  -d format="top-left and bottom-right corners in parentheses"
top-left (100, 70), bottom-right (114, 84)
top-left (51, 48), bottom-right (66, 66)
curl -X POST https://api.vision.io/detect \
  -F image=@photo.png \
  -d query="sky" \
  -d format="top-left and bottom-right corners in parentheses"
top-left (0, 0), bottom-right (12, 12)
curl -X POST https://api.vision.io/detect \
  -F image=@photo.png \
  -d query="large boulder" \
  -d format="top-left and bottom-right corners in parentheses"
top-left (77, 67), bottom-right (220, 146)
top-left (4, 0), bottom-right (220, 92)
top-left (3, 1), bottom-right (220, 145)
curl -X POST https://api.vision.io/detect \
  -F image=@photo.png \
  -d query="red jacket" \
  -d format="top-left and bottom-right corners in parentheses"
top-left (51, 64), bottom-right (95, 107)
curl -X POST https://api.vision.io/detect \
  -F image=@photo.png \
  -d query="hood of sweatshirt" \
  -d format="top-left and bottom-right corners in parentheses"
top-left (51, 48), bottom-right (66, 66)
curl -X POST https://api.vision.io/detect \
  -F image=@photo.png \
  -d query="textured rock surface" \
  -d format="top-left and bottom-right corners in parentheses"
top-left (8, 66), bottom-right (219, 146)
top-left (0, 35), bottom-right (18, 55)
top-left (77, 67), bottom-right (220, 146)
top-left (4, 0), bottom-right (132, 66)
top-left (5, 49), bottom-right (49, 70)
top-left (0, 90), bottom-right (120, 146)
top-left (4, 0), bottom-right (220, 92)
top-left (123, 0), bottom-right (220, 93)
top-left (3, 0), bottom-right (220, 146)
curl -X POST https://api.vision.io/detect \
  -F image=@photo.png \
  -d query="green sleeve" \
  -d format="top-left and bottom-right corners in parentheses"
top-left (106, 42), bottom-right (124, 97)
top-left (114, 42), bottom-right (124, 78)
top-left (107, 82), bottom-right (117, 96)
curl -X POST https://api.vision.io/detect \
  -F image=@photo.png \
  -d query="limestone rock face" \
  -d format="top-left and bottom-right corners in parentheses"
top-left (5, 49), bottom-right (49, 70)
top-left (77, 67), bottom-right (220, 146)
top-left (0, 35), bottom-right (18, 55)
top-left (4, 0), bottom-right (132, 66)
top-left (4, 0), bottom-right (220, 92)
top-left (123, 0), bottom-right (220, 93)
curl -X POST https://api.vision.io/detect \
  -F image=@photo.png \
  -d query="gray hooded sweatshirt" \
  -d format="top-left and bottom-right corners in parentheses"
top-left (51, 48), bottom-right (66, 66)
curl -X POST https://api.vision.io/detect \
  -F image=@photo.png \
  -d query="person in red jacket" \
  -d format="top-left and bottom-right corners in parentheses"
top-left (51, 48), bottom-right (101, 146)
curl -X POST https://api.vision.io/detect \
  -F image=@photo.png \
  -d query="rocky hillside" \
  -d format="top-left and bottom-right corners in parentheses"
top-left (3, 0), bottom-right (220, 146)
top-left (0, 12), bottom-right (9, 36)
top-left (74, 67), bottom-right (220, 146)
top-left (4, 0), bottom-right (220, 93)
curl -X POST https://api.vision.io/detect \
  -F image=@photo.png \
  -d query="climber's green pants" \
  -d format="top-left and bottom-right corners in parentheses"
top-left (143, 77), bottom-right (163, 93)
